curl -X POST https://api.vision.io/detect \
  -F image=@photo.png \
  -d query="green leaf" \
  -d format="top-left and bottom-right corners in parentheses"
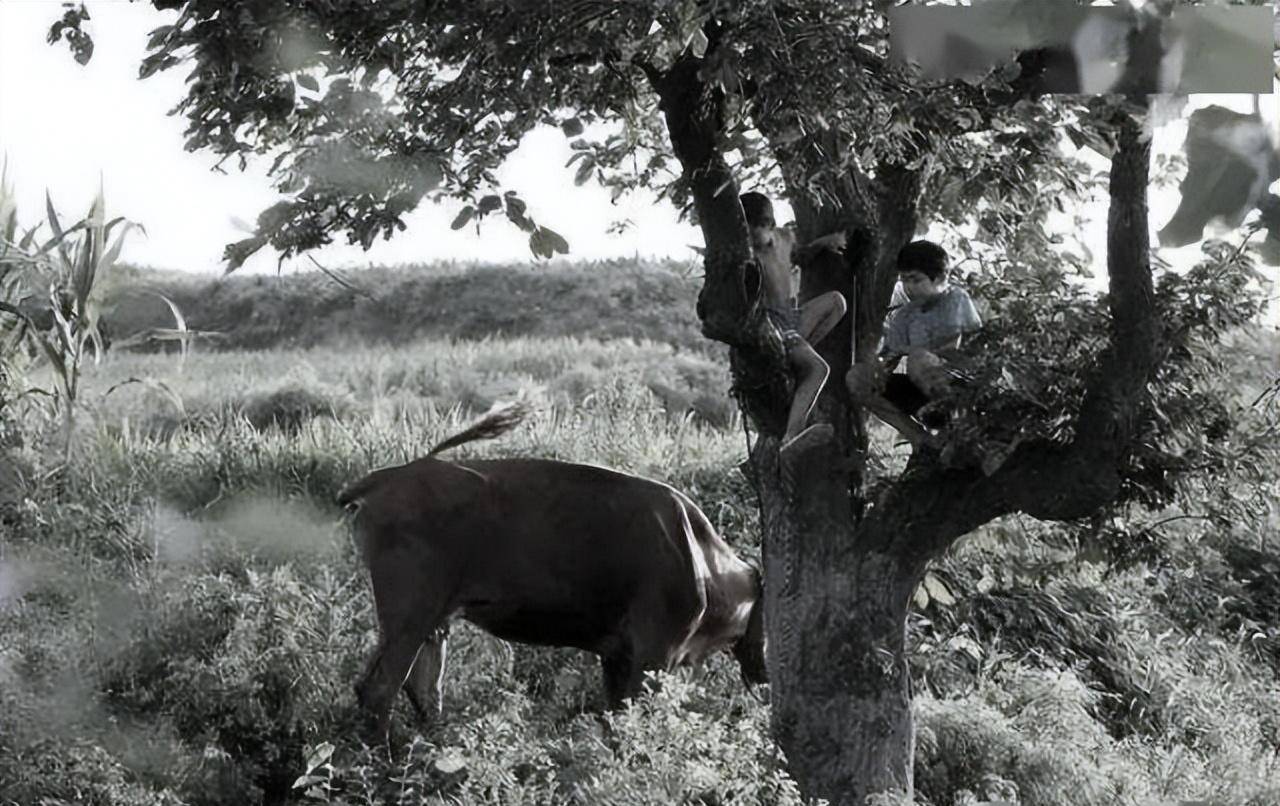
top-left (17, 223), bottom-right (42, 252)
top-left (505, 195), bottom-right (533, 231)
top-left (573, 157), bottom-right (595, 187)
top-left (687, 28), bottom-right (708, 58)
top-left (44, 191), bottom-right (74, 267)
top-left (528, 226), bottom-right (569, 259)
top-left (96, 219), bottom-right (137, 280)
top-left (303, 741), bottom-right (335, 771)
top-left (540, 226), bottom-right (569, 255)
top-left (35, 335), bottom-right (68, 392)
top-left (296, 72), bottom-right (320, 93)
top-left (145, 24), bottom-right (174, 50)
top-left (223, 236), bottom-right (268, 274)
top-left (433, 753), bottom-right (467, 775)
top-left (560, 117), bottom-right (584, 137)
top-left (451, 205), bottom-right (475, 230)
top-left (477, 194), bottom-right (502, 215)
top-left (922, 573), bottom-right (956, 607)
top-left (912, 583), bottom-right (929, 610)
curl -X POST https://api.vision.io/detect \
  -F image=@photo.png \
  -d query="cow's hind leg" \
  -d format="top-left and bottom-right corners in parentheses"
top-left (404, 626), bottom-right (449, 725)
top-left (356, 558), bottom-right (452, 743)
top-left (357, 631), bottom-right (427, 743)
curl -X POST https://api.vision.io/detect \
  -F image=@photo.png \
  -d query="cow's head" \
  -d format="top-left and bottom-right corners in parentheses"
top-left (731, 570), bottom-right (767, 686)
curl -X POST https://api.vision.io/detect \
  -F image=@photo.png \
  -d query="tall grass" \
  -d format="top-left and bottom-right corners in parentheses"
top-left (1, 320), bottom-right (1278, 805)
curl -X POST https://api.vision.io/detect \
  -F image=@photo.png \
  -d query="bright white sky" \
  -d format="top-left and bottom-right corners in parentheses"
top-left (0, 0), bottom-right (1275, 279)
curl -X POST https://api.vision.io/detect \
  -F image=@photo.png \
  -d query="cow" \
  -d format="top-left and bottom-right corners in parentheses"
top-left (336, 402), bottom-right (767, 740)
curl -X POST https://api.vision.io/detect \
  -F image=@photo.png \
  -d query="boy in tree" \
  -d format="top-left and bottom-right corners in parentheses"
top-left (845, 239), bottom-right (982, 449)
top-left (740, 191), bottom-right (848, 455)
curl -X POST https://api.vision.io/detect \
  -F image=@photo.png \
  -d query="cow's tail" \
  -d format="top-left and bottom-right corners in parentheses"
top-left (427, 400), bottom-right (530, 457)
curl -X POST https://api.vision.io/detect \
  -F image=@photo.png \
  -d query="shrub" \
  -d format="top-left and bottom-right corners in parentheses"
top-left (916, 667), bottom-right (1155, 806)
top-left (297, 672), bottom-right (799, 806)
top-left (99, 566), bottom-right (369, 806)
top-left (241, 381), bottom-right (353, 434)
top-left (0, 737), bottom-right (185, 806)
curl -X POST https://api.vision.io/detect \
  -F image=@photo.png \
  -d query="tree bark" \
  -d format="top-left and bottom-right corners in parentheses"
top-left (753, 435), bottom-right (925, 803)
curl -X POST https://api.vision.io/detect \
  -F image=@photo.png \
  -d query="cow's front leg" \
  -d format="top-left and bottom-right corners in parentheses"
top-left (600, 643), bottom-right (669, 708)
top-left (600, 652), bottom-right (634, 708)
top-left (404, 627), bottom-right (449, 724)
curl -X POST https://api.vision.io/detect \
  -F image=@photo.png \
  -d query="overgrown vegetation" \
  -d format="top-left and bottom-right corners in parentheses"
top-left (1, 262), bottom-right (1278, 803)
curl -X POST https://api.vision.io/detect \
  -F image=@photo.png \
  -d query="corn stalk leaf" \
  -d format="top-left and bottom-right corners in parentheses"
top-left (35, 335), bottom-right (69, 398)
top-left (17, 223), bottom-right (43, 252)
top-left (44, 191), bottom-right (75, 269)
top-left (104, 375), bottom-right (185, 417)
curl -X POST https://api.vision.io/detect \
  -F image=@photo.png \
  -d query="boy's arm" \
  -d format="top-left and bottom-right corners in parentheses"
top-left (929, 289), bottom-right (983, 356)
top-left (791, 230), bottom-right (847, 266)
top-left (878, 310), bottom-right (908, 367)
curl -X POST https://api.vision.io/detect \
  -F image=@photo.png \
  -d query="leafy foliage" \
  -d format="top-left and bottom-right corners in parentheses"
top-left (922, 234), bottom-right (1275, 531)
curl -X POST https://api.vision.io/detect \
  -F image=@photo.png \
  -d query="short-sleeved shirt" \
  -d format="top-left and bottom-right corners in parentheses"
top-left (880, 285), bottom-right (982, 360)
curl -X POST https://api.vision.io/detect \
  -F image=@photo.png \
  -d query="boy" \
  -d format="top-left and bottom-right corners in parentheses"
top-left (740, 191), bottom-right (848, 455)
top-left (845, 239), bottom-right (982, 449)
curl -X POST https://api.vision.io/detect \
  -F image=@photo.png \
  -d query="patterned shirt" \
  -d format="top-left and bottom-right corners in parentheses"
top-left (880, 285), bottom-right (982, 360)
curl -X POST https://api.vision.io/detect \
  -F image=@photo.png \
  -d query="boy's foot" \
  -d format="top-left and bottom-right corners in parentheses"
top-left (780, 423), bottom-right (834, 458)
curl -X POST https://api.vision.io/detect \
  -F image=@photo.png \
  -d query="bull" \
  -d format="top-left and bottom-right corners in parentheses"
top-left (336, 403), bottom-right (767, 739)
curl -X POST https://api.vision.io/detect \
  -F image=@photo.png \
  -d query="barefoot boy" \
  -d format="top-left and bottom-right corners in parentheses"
top-left (740, 191), bottom-right (848, 455)
top-left (845, 239), bottom-right (982, 448)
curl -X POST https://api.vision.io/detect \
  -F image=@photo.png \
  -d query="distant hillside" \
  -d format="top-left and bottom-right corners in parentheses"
top-left (103, 258), bottom-right (713, 353)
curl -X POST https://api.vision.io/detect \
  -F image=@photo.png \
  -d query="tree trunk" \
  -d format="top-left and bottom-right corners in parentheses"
top-left (651, 34), bottom-right (1155, 806)
top-left (750, 430), bottom-right (924, 804)
top-left (652, 49), bottom-right (928, 802)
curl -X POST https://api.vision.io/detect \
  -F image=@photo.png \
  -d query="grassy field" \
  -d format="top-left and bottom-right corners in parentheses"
top-left (1, 262), bottom-right (1278, 806)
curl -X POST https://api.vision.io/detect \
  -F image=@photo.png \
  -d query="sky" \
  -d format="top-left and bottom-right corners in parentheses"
top-left (0, 0), bottom-right (1275, 279)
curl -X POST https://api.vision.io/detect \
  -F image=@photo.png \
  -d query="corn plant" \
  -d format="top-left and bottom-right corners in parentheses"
top-left (0, 170), bottom-right (139, 461)
top-left (0, 161), bottom-right (46, 445)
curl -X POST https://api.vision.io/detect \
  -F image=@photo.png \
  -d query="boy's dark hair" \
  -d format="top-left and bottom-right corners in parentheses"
top-left (896, 240), bottom-right (949, 281)
top-left (739, 192), bottom-right (774, 228)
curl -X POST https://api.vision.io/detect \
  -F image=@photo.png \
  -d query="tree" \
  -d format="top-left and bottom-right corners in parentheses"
top-left (48, 1), bottom-right (1277, 802)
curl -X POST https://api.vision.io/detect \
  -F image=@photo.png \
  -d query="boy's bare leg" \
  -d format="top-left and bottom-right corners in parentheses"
top-left (780, 340), bottom-right (831, 452)
top-left (799, 291), bottom-right (848, 346)
top-left (845, 362), bottom-right (934, 448)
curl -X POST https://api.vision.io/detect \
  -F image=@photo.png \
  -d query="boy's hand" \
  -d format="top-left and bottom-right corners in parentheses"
top-left (808, 232), bottom-right (847, 253)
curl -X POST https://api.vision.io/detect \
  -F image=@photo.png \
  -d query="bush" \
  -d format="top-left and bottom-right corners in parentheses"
top-left (923, 585), bottom-right (1165, 738)
top-left (99, 566), bottom-right (369, 805)
top-left (916, 667), bottom-right (1155, 806)
top-left (0, 737), bottom-right (185, 806)
top-left (296, 672), bottom-right (799, 806)
top-left (241, 382), bottom-right (354, 434)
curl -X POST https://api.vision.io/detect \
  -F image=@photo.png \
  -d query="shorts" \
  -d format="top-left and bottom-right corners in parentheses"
top-left (883, 373), bottom-right (930, 417)
top-left (766, 306), bottom-right (803, 346)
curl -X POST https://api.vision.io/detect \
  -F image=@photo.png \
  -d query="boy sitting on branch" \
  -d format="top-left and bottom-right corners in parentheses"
top-left (845, 239), bottom-right (982, 450)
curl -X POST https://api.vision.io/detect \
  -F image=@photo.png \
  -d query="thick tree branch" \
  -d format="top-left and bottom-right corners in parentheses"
top-left (866, 106), bottom-right (1161, 558)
